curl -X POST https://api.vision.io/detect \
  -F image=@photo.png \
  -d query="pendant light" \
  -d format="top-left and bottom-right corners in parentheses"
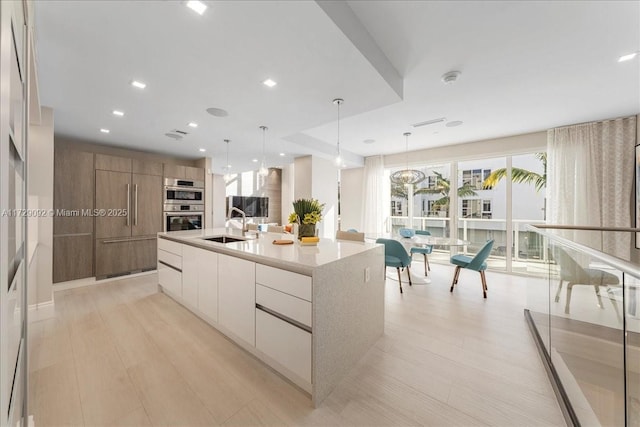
top-left (258, 125), bottom-right (269, 177)
top-left (223, 139), bottom-right (232, 182)
top-left (390, 132), bottom-right (426, 185)
top-left (333, 98), bottom-right (343, 166)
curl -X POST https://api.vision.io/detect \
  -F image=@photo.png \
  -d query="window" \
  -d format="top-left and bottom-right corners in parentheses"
top-left (391, 201), bottom-right (403, 216)
top-left (462, 168), bottom-right (491, 189)
top-left (461, 199), bottom-right (492, 218)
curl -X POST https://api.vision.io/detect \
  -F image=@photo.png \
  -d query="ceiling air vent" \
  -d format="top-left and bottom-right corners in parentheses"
top-left (173, 129), bottom-right (188, 135)
top-left (411, 117), bottom-right (446, 128)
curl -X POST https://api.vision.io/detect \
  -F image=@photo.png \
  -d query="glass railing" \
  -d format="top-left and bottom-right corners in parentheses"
top-left (387, 216), bottom-right (545, 272)
top-left (525, 225), bottom-right (639, 426)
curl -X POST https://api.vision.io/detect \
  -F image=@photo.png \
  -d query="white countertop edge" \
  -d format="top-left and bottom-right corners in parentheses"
top-left (158, 228), bottom-right (380, 275)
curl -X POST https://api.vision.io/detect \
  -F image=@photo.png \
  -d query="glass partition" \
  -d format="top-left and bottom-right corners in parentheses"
top-left (525, 225), bottom-right (639, 426)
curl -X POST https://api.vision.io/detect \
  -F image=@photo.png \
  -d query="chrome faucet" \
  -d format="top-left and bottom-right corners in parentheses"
top-left (229, 207), bottom-right (247, 234)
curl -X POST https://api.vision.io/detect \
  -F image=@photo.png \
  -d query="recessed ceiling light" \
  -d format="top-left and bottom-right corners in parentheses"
top-left (446, 120), bottom-right (463, 127)
top-left (363, 139), bottom-right (375, 144)
top-left (112, 110), bottom-right (124, 117)
top-left (131, 80), bottom-right (146, 89)
top-left (188, 122), bottom-right (198, 128)
top-left (199, 148), bottom-right (206, 152)
top-left (226, 164), bottom-right (231, 168)
top-left (206, 107), bottom-right (229, 117)
top-left (252, 159), bottom-right (258, 162)
top-left (279, 152), bottom-right (285, 156)
top-left (618, 52), bottom-right (638, 62)
top-left (186, 0), bottom-right (207, 15)
top-left (100, 128), bottom-right (110, 133)
top-left (263, 79), bottom-right (277, 88)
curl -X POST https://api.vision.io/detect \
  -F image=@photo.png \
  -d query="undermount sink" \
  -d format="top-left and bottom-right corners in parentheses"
top-left (203, 235), bottom-right (246, 244)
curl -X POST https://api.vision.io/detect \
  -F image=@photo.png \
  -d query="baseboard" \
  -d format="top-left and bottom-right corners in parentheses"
top-left (53, 269), bottom-right (156, 291)
top-left (28, 300), bottom-right (55, 321)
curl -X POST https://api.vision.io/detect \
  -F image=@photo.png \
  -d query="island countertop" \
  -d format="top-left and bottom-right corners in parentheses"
top-left (158, 227), bottom-right (380, 276)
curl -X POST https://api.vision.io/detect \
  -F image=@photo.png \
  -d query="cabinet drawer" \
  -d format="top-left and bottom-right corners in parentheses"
top-left (256, 284), bottom-right (311, 328)
top-left (256, 309), bottom-right (311, 384)
top-left (158, 238), bottom-right (182, 256)
top-left (158, 262), bottom-right (182, 296)
top-left (158, 249), bottom-right (182, 270)
top-left (256, 264), bottom-right (312, 302)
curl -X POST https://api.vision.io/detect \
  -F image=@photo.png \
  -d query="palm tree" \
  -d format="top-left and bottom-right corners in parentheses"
top-left (482, 152), bottom-right (547, 191)
top-left (414, 171), bottom-right (478, 217)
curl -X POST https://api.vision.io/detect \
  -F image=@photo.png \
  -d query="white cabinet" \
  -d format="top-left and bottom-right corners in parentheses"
top-left (255, 282), bottom-right (312, 385)
top-left (182, 244), bottom-right (219, 322)
top-left (256, 264), bottom-right (312, 301)
top-left (218, 254), bottom-right (256, 346)
top-left (158, 241), bottom-right (183, 297)
top-left (256, 308), bottom-right (312, 384)
top-left (181, 245), bottom-right (199, 308)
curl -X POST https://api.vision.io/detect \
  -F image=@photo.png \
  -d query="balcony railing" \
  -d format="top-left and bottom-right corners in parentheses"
top-left (387, 215), bottom-right (546, 273)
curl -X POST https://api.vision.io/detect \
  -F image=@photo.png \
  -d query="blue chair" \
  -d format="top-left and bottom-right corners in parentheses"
top-left (376, 238), bottom-right (412, 293)
top-left (410, 230), bottom-right (434, 276)
top-left (347, 228), bottom-right (358, 233)
top-left (450, 240), bottom-right (494, 298)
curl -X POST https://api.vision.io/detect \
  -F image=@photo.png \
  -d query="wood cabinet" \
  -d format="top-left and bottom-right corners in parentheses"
top-left (218, 254), bottom-right (256, 346)
top-left (94, 155), bottom-right (163, 278)
top-left (53, 147), bottom-right (94, 282)
top-left (131, 173), bottom-right (162, 236)
top-left (163, 163), bottom-right (205, 181)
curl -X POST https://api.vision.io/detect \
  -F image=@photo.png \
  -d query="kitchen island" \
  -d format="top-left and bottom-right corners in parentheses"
top-left (156, 228), bottom-right (385, 406)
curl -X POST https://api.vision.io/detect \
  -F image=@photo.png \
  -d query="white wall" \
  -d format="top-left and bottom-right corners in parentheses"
top-left (311, 157), bottom-right (339, 238)
top-left (294, 156), bottom-right (312, 199)
top-left (339, 167), bottom-right (364, 231)
top-left (211, 174), bottom-right (227, 228)
top-left (281, 163), bottom-right (294, 225)
top-left (27, 106), bottom-right (54, 305)
top-left (383, 131), bottom-right (547, 168)
top-left (293, 156), bottom-right (339, 238)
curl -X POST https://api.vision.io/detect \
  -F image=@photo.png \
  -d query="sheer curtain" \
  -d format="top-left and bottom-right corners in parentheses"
top-left (361, 155), bottom-right (387, 234)
top-left (547, 116), bottom-right (637, 259)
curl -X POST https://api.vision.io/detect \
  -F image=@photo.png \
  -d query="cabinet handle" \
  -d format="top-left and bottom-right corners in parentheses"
top-left (102, 236), bottom-right (156, 244)
top-left (255, 303), bottom-right (312, 334)
top-left (158, 260), bottom-right (182, 273)
top-left (126, 184), bottom-right (130, 226)
top-left (134, 184), bottom-right (138, 226)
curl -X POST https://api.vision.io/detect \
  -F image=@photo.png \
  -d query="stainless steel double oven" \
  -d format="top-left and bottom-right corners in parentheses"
top-left (163, 178), bottom-right (204, 231)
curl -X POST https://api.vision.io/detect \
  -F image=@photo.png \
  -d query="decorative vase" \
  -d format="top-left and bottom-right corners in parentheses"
top-left (298, 223), bottom-right (316, 240)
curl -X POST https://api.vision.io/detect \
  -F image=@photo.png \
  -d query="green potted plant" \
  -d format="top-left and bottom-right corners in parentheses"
top-left (290, 198), bottom-right (325, 240)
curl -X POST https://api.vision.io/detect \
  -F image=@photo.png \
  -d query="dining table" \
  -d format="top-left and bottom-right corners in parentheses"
top-left (365, 233), bottom-right (470, 284)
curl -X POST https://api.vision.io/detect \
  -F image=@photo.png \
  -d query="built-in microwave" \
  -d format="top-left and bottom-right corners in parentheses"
top-left (164, 178), bottom-right (204, 205)
top-left (164, 211), bottom-right (203, 231)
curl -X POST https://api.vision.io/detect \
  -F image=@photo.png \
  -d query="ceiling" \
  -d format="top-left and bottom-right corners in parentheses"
top-left (35, 1), bottom-right (640, 174)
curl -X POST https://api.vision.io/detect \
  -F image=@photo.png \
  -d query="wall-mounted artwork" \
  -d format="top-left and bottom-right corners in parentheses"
top-left (636, 144), bottom-right (640, 248)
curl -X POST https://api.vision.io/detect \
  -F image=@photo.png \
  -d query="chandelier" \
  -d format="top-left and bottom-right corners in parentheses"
top-left (389, 132), bottom-right (426, 185)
